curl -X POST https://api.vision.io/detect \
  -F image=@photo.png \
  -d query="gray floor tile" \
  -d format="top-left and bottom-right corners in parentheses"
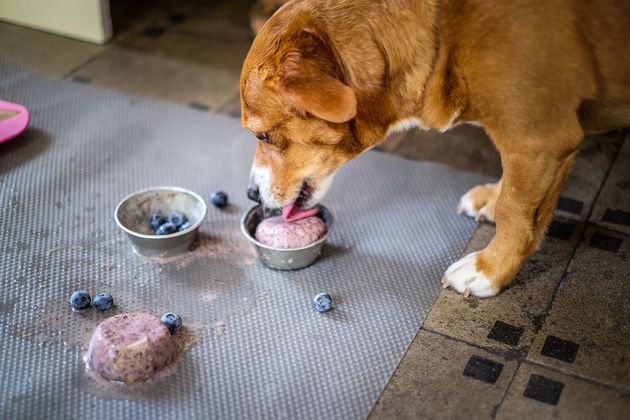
top-left (391, 125), bottom-right (502, 178)
top-left (375, 130), bottom-right (410, 153)
top-left (0, 22), bottom-right (105, 76)
top-left (71, 30), bottom-right (248, 110)
top-left (423, 221), bottom-right (581, 352)
top-left (110, 0), bottom-right (253, 48)
top-left (174, 0), bottom-right (254, 44)
top-left (496, 362), bottom-right (630, 419)
top-left (589, 134), bottom-right (630, 234)
top-left (109, 0), bottom-right (205, 39)
top-left (527, 228), bottom-right (630, 390)
top-left (554, 132), bottom-right (624, 222)
top-left (369, 330), bottom-right (518, 420)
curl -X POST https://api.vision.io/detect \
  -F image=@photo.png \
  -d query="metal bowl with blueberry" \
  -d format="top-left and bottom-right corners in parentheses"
top-left (115, 186), bottom-right (207, 257)
top-left (241, 204), bottom-right (333, 270)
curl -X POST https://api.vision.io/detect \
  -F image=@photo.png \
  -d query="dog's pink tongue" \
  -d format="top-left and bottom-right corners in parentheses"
top-left (282, 202), bottom-right (319, 222)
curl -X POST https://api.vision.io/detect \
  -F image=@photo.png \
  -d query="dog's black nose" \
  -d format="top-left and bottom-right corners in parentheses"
top-left (247, 186), bottom-right (261, 203)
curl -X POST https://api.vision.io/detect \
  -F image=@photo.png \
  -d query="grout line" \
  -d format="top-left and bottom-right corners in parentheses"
top-left (421, 327), bottom-right (523, 360)
top-left (525, 359), bottom-right (630, 395)
top-left (422, 327), bottom-right (524, 418)
top-left (533, 239), bottom-right (581, 334)
top-left (60, 19), bottom-right (151, 80)
top-left (365, 327), bottom-right (434, 419)
top-left (62, 47), bottom-right (110, 80)
top-left (491, 361), bottom-right (520, 419)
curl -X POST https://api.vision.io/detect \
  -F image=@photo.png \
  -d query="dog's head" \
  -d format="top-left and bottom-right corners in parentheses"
top-left (240, 4), bottom-right (371, 211)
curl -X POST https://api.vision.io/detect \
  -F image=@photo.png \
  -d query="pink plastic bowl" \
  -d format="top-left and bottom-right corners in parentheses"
top-left (0, 100), bottom-right (29, 144)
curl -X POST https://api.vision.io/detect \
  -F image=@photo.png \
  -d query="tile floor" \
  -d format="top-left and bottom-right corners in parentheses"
top-left (1, 1), bottom-right (629, 417)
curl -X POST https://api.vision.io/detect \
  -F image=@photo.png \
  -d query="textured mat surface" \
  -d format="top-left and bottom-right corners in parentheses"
top-left (0, 55), bottom-right (487, 419)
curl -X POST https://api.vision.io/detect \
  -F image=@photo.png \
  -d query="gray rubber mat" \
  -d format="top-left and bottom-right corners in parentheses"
top-left (0, 55), bottom-right (487, 419)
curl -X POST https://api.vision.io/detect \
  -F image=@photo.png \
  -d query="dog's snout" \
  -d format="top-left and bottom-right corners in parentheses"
top-left (247, 185), bottom-right (261, 203)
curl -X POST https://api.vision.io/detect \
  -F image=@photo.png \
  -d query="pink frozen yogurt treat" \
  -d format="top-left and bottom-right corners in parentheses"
top-left (86, 313), bottom-right (177, 383)
top-left (255, 215), bottom-right (327, 249)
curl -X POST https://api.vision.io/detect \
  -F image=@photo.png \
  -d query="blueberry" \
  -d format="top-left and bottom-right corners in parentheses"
top-left (148, 213), bottom-right (165, 231)
top-left (160, 312), bottom-right (183, 334)
top-left (178, 221), bottom-right (193, 232)
top-left (156, 222), bottom-right (177, 235)
top-left (168, 212), bottom-right (187, 228)
top-left (93, 292), bottom-right (114, 311)
top-left (70, 290), bottom-right (91, 310)
top-left (313, 293), bottom-right (333, 313)
top-left (211, 191), bottom-right (228, 208)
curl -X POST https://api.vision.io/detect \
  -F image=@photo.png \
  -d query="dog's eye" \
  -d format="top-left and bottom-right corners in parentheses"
top-left (255, 133), bottom-right (270, 143)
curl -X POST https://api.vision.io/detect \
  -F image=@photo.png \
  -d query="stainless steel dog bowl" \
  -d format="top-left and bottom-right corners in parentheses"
top-left (114, 186), bottom-right (208, 257)
top-left (241, 204), bottom-right (333, 270)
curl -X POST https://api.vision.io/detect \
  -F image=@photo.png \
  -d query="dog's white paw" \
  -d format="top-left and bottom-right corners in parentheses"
top-left (457, 190), bottom-right (479, 218)
top-left (441, 252), bottom-right (499, 297)
top-left (457, 185), bottom-right (497, 223)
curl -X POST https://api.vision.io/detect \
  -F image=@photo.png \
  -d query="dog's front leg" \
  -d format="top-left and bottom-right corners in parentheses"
top-left (442, 123), bottom-right (583, 297)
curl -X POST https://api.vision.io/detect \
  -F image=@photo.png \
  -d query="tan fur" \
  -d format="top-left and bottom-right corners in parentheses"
top-left (240, 0), bottom-right (630, 295)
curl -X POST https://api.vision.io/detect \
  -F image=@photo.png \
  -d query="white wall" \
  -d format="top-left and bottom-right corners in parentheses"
top-left (0, 0), bottom-right (112, 44)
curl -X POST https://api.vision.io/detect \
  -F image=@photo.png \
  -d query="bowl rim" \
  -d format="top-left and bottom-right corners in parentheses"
top-left (114, 186), bottom-right (208, 240)
top-left (240, 204), bottom-right (333, 252)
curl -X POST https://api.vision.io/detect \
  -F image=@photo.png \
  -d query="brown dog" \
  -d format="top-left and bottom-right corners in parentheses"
top-left (239, 0), bottom-right (630, 297)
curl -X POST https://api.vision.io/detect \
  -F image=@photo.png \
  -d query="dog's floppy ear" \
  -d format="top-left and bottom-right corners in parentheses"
top-left (275, 32), bottom-right (356, 123)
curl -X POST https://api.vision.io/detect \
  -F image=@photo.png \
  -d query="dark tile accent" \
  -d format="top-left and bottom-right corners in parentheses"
top-left (168, 13), bottom-right (187, 25)
top-left (540, 335), bottom-right (579, 363)
top-left (189, 102), bottom-right (209, 112)
top-left (462, 355), bottom-right (504, 384)
top-left (72, 76), bottom-right (90, 84)
top-left (557, 196), bottom-right (584, 215)
top-left (487, 320), bottom-right (525, 346)
top-left (602, 209), bottom-right (630, 226)
top-left (547, 220), bottom-right (575, 241)
top-left (588, 233), bottom-right (622, 253)
top-left (142, 26), bottom-right (167, 38)
top-left (523, 374), bottom-right (564, 405)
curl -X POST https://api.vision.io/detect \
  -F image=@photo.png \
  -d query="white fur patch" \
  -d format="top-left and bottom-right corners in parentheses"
top-left (457, 190), bottom-right (478, 218)
top-left (457, 190), bottom-right (495, 222)
top-left (250, 164), bottom-right (282, 208)
top-left (386, 115), bottom-right (483, 136)
top-left (306, 172), bottom-right (335, 208)
top-left (439, 110), bottom-right (461, 133)
top-left (441, 252), bottom-right (498, 297)
top-left (251, 164), bottom-right (336, 209)
top-left (385, 118), bottom-right (425, 138)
